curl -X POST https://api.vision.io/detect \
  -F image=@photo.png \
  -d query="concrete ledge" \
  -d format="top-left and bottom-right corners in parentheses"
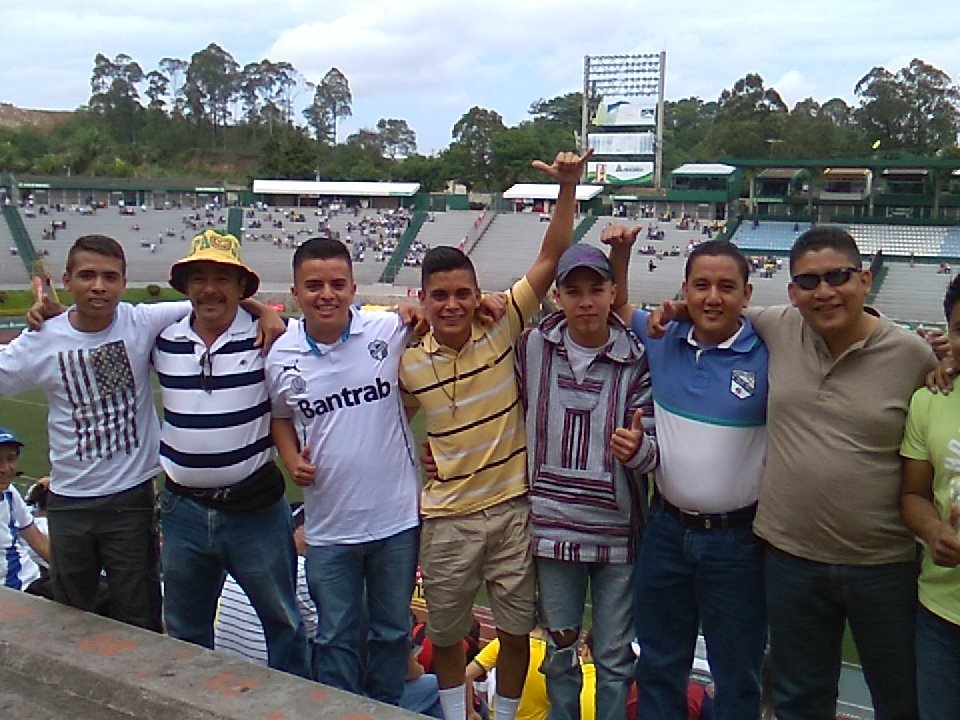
top-left (0, 588), bottom-right (423, 719)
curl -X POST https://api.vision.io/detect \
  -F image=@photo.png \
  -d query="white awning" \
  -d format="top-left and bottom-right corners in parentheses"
top-left (252, 180), bottom-right (421, 197)
top-left (672, 163), bottom-right (737, 176)
top-left (502, 184), bottom-right (604, 201)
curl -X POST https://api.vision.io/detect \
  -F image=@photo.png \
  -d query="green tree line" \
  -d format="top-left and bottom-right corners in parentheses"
top-left (1, 45), bottom-right (958, 192)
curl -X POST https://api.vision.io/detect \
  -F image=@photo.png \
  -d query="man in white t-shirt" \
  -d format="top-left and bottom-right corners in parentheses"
top-left (6, 234), bottom-right (278, 631)
top-left (266, 237), bottom-right (420, 706)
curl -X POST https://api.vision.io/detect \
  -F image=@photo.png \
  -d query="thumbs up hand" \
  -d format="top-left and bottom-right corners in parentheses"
top-left (611, 408), bottom-right (645, 463)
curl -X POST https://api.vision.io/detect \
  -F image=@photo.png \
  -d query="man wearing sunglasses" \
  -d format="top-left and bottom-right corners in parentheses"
top-left (737, 227), bottom-right (933, 720)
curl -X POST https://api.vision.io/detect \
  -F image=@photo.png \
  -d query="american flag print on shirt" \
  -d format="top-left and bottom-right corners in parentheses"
top-left (58, 340), bottom-right (139, 461)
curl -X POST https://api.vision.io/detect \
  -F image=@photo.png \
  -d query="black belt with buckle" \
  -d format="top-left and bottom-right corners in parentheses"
top-left (655, 492), bottom-right (757, 531)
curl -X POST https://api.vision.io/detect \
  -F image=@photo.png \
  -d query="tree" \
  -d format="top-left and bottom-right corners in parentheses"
top-left (87, 53), bottom-right (145, 142)
top-left (304, 68), bottom-right (352, 144)
top-left (704, 74), bottom-right (788, 157)
top-left (451, 106), bottom-right (506, 190)
top-left (145, 70), bottom-right (169, 111)
top-left (184, 43), bottom-right (240, 140)
top-left (529, 92), bottom-right (583, 135)
top-left (856, 59), bottom-right (960, 153)
top-left (376, 118), bottom-right (417, 158)
top-left (159, 57), bottom-right (188, 115)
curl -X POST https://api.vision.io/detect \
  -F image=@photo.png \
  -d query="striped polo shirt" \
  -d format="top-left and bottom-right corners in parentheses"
top-left (154, 308), bottom-right (274, 488)
top-left (401, 278), bottom-right (540, 518)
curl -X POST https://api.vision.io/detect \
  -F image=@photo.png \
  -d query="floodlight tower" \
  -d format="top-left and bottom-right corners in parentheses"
top-left (582, 52), bottom-right (666, 187)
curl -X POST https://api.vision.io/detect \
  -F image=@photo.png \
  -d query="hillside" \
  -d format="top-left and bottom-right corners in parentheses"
top-left (0, 102), bottom-right (74, 132)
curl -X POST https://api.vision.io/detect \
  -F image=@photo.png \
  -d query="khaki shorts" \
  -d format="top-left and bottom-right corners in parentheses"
top-left (421, 495), bottom-right (536, 647)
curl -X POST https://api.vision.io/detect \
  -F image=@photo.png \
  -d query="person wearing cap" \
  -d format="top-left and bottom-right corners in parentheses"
top-left (153, 229), bottom-right (310, 677)
top-left (606, 230), bottom-right (769, 719)
top-left (400, 150), bottom-right (593, 720)
top-left (515, 242), bottom-right (657, 720)
top-left (0, 427), bottom-right (51, 596)
top-left (11, 233), bottom-right (283, 634)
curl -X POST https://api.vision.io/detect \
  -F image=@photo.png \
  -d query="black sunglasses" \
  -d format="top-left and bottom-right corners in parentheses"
top-left (199, 350), bottom-right (214, 393)
top-left (791, 267), bottom-right (861, 291)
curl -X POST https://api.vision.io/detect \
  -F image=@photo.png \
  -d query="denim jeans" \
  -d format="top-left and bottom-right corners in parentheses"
top-left (915, 605), bottom-right (960, 720)
top-left (47, 480), bottom-right (162, 632)
top-left (537, 557), bottom-right (634, 720)
top-left (634, 504), bottom-right (765, 720)
top-left (306, 525), bottom-right (418, 705)
top-left (765, 546), bottom-right (918, 720)
top-left (159, 489), bottom-right (310, 678)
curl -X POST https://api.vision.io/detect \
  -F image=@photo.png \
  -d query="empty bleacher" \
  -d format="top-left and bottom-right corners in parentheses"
top-left (393, 211), bottom-right (481, 288)
top-left (849, 224), bottom-right (945, 257)
top-left (730, 221), bottom-right (812, 252)
top-left (468, 213), bottom-right (552, 291)
top-left (871, 262), bottom-right (951, 324)
top-left (0, 212), bottom-right (29, 284)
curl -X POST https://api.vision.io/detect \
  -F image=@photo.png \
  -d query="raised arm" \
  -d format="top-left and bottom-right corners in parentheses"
top-left (601, 224), bottom-right (642, 323)
top-left (524, 149), bottom-right (594, 299)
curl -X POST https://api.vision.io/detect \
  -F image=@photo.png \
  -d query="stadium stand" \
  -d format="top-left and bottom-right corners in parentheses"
top-left (0, 209), bottom-right (30, 284)
top-left (869, 261), bottom-right (952, 324)
top-left (393, 211), bottom-right (482, 288)
top-left (730, 221), bottom-right (813, 252)
top-left (467, 212), bottom-right (553, 291)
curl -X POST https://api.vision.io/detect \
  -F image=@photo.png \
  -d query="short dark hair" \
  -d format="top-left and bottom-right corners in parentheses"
top-left (789, 226), bottom-right (861, 274)
top-left (944, 274), bottom-right (960, 321)
top-left (421, 246), bottom-right (478, 288)
top-left (292, 237), bottom-right (353, 277)
top-left (66, 235), bottom-right (126, 276)
top-left (685, 240), bottom-right (750, 284)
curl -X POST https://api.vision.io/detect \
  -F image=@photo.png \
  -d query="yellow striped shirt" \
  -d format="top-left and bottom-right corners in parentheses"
top-left (401, 278), bottom-right (539, 517)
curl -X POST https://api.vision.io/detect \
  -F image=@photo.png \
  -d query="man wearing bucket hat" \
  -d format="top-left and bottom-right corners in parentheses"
top-left (153, 230), bottom-right (310, 677)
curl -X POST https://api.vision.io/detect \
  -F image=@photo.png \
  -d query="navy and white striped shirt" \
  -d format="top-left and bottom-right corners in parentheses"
top-left (154, 308), bottom-right (275, 488)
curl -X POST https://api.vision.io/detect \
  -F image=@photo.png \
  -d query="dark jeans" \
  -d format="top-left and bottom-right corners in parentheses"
top-left (765, 546), bottom-right (918, 720)
top-left (46, 480), bottom-right (162, 632)
top-left (916, 604), bottom-right (960, 720)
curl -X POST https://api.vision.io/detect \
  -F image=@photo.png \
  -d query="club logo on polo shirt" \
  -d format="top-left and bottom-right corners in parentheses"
top-left (291, 375), bottom-right (307, 395)
top-left (368, 339), bottom-right (388, 361)
top-left (297, 377), bottom-right (392, 419)
top-left (730, 369), bottom-right (755, 400)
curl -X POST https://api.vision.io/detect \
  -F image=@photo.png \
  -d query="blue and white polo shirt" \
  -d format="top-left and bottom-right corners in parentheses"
top-left (1, 486), bottom-right (41, 590)
top-left (631, 310), bottom-right (768, 513)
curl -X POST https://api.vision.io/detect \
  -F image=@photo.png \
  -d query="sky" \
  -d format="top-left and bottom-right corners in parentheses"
top-left (2, 0), bottom-right (958, 154)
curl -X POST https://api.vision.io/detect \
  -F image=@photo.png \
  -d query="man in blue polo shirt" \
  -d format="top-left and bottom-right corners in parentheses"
top-left (607, 229), bottom-right (768, 720)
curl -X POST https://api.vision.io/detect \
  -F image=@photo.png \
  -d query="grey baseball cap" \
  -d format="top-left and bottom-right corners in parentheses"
top-left (556, 244), bottom-right (613, 285)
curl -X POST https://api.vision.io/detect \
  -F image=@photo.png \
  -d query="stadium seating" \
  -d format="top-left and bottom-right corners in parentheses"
top-left (0, 212), bottom-right (30, 284)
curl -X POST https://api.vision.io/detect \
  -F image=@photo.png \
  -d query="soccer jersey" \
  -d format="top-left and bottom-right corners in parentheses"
top-left (401, 278), bottom-right (540, 518)
top-left (154, 308), bottom-right (275, 488)
top-left (266, 310), bottom-right (419, 546)
top-left (900, 387), bottom-right (960, 626)
top-left (0, 301), bottom-right (191, 497)
top-left (1, 486), bottom-right (41, 590)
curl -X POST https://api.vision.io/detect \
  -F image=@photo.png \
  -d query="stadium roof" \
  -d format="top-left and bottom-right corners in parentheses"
top-left (502, 184), bottom-right (604, 201)
top-left (14, 175), bottom-right (234, 192)
top-left (757, 168), bottom-right (803, 180)
top-left (672, 163), bottom-right (738, 176)
top-left (252, 180), bottom-right (420, 197)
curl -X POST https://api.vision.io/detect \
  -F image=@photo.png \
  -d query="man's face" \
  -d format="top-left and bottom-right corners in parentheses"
top-left (185, 262), bottom-right (245, 332)
top-left (63, 250), bottom-right (126, 328)
top-left (787, 248), bottom-right (870, 342)
top-left (292, 257), bottom-right (356, 343)
top-left (0, 445), bottom-right (19, 493)
top-left (419, 268), bottom-right (481, 349)
top-left (682, 254), bottom-right (751, 345)
top-left (553, 267), bottom-right (615, 347)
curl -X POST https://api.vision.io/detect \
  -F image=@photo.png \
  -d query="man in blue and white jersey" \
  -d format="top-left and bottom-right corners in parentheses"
top-left (607, 229), bottom-right (768, 720)
top-left (154, 230), bottom-right (309, 677)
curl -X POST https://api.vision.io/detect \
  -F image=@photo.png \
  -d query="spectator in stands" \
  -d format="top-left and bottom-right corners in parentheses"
top-left (899, 272), bottom-right (960, 720)
top-left (266, 237), bottom-right (421, 706)
top-left (465, 626), bottom-right (551, 720)
top-left (400, 149), bottom-right (592, 720)
top-left (155, 231), bottom-right (310, 677)
top-left (515, 242), bottom-right (658, 720)
top-left (609, 232), bottom-right (768, 719)
top-left (11, 234), bottom-right (282, 633)
top-left (0, 428), bottom-right (51, 597)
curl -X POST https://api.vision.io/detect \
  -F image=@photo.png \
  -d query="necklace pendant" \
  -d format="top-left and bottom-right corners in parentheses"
top-left (450, 401), bottom-right (457, 415)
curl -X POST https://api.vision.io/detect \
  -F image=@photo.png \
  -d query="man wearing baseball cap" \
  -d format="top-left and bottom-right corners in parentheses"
top-left (515, 242), bottom-right (658, 720)
top-left (0, 427), bottom-right (51, 596)
top-left (154, 230), bottom-right (310, 677)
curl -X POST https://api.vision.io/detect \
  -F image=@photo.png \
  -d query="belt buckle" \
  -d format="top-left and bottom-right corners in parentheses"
top-left (212, 487), bottom-right (231, 502)
top-left (703, 517), bottom-right (712, 530)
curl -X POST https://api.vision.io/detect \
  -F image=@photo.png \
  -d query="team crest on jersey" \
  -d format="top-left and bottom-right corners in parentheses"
top-left (730, 369), bottom-right (755, 399)
top-left (368, 339), bottom-right (388, 361)
top-left (291, 375), bottom-right (307, 395)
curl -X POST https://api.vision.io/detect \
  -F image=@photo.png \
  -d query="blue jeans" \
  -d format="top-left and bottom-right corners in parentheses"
top-left (916, 604), bottom-right (960, 720)
top-left (306, 525), bottom-right (418, 705)
top-left (634, 504), bottom-right (765, 720)
top-left (159, 489), bottom-right (310, 678)
top-left (538, 557), bottom-right (634, 720)
top-left (401, 673), bottom-right (443, 719)
top-left (765, 546), bottom-right (918, 720)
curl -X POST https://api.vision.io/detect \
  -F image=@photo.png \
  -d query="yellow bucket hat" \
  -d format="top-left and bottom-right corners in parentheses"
top-left (169, 230), bottom-right (260, 299)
